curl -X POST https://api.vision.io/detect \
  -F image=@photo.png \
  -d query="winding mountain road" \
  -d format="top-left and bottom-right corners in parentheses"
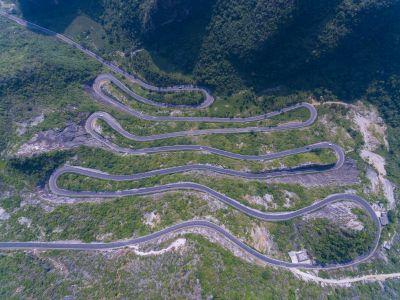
top-left (0, 10), bottom-right (214, 109)
top-left (0, 10), bottom-right (382, 270)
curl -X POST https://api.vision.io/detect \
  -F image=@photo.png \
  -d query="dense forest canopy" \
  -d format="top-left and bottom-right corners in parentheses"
top-left (15, 0), bottom-right (400, 122)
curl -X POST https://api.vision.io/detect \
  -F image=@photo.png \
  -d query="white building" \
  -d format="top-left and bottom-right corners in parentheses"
top-left (288, 250), bottom-right (312, 264)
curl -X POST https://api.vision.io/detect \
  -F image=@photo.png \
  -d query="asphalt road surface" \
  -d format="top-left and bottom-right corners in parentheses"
top-left (0, 11), bottom-right (381, 270)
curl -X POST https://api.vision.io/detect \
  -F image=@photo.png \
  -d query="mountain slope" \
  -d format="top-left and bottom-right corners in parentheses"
top-left (15, 1), bottom-right (400, 114)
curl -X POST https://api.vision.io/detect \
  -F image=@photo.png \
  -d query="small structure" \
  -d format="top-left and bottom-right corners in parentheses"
top-left (380, 212), bottom-right (389, 226)
top-left (0, 1), bottom-right (16, 13)
top-left (288, 250), bottom-right (312, 264)
top-left (383, 241), bottom-right (392, 250)
top-left (296, 251), bottom-right (309, 262)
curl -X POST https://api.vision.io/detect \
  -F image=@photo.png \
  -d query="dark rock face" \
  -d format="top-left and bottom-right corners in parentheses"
top-left (266, 158), bottom-right (360, 187)
top-left (17, 124), bottom-right (99, 156)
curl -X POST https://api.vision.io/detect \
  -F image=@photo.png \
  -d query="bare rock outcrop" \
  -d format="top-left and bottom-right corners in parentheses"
top-left (266, 158), bottom-right (359, 187)
top-left (303, 201), bottom-right (364, 231)
top-left (16, 124), bottom-right (101, 156)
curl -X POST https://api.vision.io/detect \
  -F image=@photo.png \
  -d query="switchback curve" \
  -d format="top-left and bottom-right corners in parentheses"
top-left (0, 10), bottom-right (381, 270)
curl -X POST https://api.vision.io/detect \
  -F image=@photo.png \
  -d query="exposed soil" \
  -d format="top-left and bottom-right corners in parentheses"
top-left (292, 269), bottom-right (400, 287)
top-left (129, 238), bottom-right (187, 256)
top-left (352, 103), bottom-right (395, 208)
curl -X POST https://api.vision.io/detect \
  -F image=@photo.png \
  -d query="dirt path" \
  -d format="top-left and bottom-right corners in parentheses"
top-left (129, 238), bottom-right (186, 256)
top-left (292, 269), bottom-right (400, 286)
top-left (310, 100), bottom-right (356, 108)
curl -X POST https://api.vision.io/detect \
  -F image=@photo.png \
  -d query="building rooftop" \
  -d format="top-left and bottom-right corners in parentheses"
top-left (380, 213), bottom-right (389, 226)
top-left (296, 251), bottom-right (309, 262)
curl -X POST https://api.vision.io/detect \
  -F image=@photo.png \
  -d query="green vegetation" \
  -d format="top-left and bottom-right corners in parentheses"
top-left (95, 107), bottom-right (351, 159)
top-left (9, 151), bottom-right (71, 186)
top-left (114, 49), bottom-right (196, 86)
top-left (104, 79), bottom-right (312, 119)
top-left (0, 190), bottom-right (252, 243)
top-left (114, 81), bottom-right (205, 106)
top-left (300, 218), bottom-right (374, 265)
top-left (0, 17), bottom-right (102, 152)
top-left (57, 171), bottom-right (342, 212)
top-left (1, 3), bottom-right (400, 298)
top-left (63, 145), bottom-right (336, 175)
top-left (11, 0), bottom-right (400, 143)
top-left (267, 208), bottom-right (377, 266)
top-left (0, 13), bottom-right (373, 263)
top-left (1, 235), bottom-right (398, 299)
top-left (0, 236), bottom-right (379, 299)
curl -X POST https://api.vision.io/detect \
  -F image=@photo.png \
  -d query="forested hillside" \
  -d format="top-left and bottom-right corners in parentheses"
top-left (1, 1), bottom-right (400, 298)
top-left (11, 0), bottom-right (400, 235)
top-left (15, 0), bottom-right (400, 123)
